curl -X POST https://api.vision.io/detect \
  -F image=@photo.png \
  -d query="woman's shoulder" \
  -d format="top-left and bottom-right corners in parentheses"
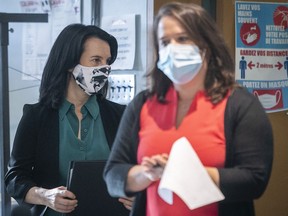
top-left (229, 86), bottom-right (259, 104)
top-left (97, 96), bottom-right (126, 117)
top-left (227, 86), bottom-right (265, 114)
top-left (101, 98), bottom-right (126, 109)
top-left (132, 89), bottom-right (150, 102)
top-left (22, 102), bottom-right (58, 121)
top-left (23, 102), bottom-right (53, 112)
top-left (23, 102), bottom-right (43, 112)
top-left (127, 89), bottom-right (150, 109)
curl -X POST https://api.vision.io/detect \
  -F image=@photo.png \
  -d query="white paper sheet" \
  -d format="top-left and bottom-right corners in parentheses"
top-left (101, 14), bottom-right (136, 70)
top-left (158, 137), bottom-right (225, 210)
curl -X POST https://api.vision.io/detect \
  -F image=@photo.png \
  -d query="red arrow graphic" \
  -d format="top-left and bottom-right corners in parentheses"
top-left (248, 61), bottom-right (255, 69)
top-left (274, 62), bottom-right (283, 70)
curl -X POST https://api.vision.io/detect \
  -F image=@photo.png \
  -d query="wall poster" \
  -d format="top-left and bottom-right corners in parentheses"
top-left (20, 0), bottom-right (81, 80)
top-left (235, 1), bottom-right (288, 112)
top-left (101, 14), bottom-right (136, 70)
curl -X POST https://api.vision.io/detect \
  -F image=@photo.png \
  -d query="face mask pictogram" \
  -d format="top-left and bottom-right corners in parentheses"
top-left (254, 90), bottom-right (281, 109)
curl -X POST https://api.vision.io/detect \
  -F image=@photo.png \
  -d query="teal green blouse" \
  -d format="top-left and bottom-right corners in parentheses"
top-left (45, 95), bottom-right (110, 216)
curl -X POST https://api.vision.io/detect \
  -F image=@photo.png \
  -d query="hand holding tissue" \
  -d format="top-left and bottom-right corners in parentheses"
top-left (158, 137), bottom-right (225, 210)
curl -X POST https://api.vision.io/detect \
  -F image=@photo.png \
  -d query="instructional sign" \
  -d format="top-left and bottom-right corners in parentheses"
top-left (101, 14), bottom-right (136, 70)
top-left (235, 2), bottom-right (288, 113)
top-left (20, 0), bottom-right (81, 80)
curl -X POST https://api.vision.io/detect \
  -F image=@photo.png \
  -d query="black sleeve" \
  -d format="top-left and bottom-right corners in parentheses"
top-left (4, 104), bottom-right (38, 205)
top-left (219, 88), bottom-right (273, 202)
top-left (103, 91), bottom-right (147, 198)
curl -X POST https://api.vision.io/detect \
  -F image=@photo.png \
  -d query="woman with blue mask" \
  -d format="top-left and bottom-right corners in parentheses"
top-left (5, 24), bottom-right (132, 216)
top-left (104, 2), bottom-right (273, 216)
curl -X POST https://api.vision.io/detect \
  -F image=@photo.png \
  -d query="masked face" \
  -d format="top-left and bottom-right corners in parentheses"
top-left (72, 64), bottom-right (111, 95)
top-left (157, 44), bottom-right (203, 84)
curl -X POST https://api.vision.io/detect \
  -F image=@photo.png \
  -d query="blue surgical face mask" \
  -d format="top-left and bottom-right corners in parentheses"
top-left (157, 44), bottom-right (203, 84)
top-left (72, 64), bottom-right (111, 95)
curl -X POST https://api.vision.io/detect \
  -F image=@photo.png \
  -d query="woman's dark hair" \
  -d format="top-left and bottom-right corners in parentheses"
top-left (39, 23), bottom-right (118, 109)
top-left (148, 2), bottom-right (237, 104)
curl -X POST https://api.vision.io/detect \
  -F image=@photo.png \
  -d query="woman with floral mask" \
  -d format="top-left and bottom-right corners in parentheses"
top-left (104, 2), bottom-right (273, 216)
top-left (5, 24), bottom-right (131, 216)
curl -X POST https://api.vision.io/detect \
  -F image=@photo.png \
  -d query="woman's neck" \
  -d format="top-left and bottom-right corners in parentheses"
top-left (66, 76), bottom-right (89, 109)
top-left (174, 78), bottom-right (204, 102)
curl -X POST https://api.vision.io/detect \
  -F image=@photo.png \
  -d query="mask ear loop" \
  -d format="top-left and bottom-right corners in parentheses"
top-left (201, 49), bottom-right (206, 60)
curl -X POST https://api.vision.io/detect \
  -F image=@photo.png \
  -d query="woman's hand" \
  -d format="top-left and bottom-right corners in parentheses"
top-left (205, 167), bottom-right (220, 187)
top-left (26, 186), bottom-right (78, 213)
top-left (118, 196), bottom-right (135, 210)
top-left (125, 153), bottom-right (169, 193)
top-left (141, 153), bottom-right (169, 181)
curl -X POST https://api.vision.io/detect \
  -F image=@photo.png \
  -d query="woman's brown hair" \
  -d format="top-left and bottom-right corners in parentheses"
top-left (147, 2), bottom-right (238, 104)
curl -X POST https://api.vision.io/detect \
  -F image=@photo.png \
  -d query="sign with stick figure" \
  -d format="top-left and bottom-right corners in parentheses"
top-left (235, 2), bottom-right (288, 113)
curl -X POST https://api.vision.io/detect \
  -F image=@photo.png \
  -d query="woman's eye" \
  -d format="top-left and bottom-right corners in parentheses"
top-left (177, 36), bottom-right (190, 43)
top-left (91, 58), bottom-right (102, 65)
